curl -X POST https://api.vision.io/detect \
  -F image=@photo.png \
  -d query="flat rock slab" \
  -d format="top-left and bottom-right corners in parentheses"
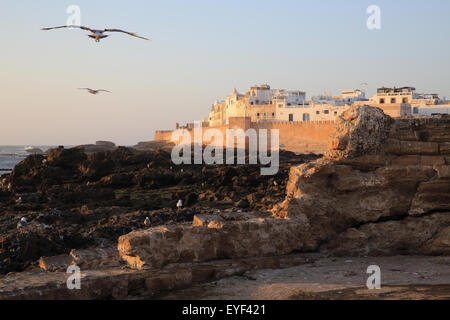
top-left (118, 215), bottom-right (313, 269)
top-left (159, 256), bottom-right (450, 300)
top-left (0, 253), bottom-right (318, 300)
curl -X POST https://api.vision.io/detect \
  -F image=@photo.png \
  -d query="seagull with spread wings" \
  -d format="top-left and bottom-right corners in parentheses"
top-left (41, 25), bottom-right (150, 43)
top-left (78, 88), bottom-right (111, 95)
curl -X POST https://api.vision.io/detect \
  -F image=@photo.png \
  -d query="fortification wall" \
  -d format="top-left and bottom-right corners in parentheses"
top-left (253, 120), bottom-right (334, 140)
top-left (154, 118), bottom-right (336, 154)
top-left (154, 130), bottom-right (173, 142)
top-left (254, 120), bottom-right (335, 153)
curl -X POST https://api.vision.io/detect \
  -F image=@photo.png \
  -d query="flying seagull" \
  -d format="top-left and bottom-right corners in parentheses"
top-left (41, 25), bottom-right (150, 43)
top-left (78, 88), bottom-right (111, 95)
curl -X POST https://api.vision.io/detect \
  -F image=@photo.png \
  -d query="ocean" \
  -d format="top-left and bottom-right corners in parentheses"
top-left (0, 146), bottom-right (55, 174)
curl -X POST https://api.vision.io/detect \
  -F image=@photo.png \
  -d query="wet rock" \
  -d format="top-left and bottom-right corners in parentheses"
top-left (99, 173), bottom-right (134, 188)
top-left (184, 193), bottom-right (198, 206)
top-left (236, 198), bottom-right (249, 209)
top-left (47, 147), bottom-right (87, 169)
top-left (0, 145), bottom-right (317, 274)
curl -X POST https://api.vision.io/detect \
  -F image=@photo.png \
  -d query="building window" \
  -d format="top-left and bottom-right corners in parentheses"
top-left (289, 114), bottom-right (294, 121)
top-left (272, 112), bottom-right (275, 117)
top-left (334, 111), bottom-right (338, 115)
top-left (257, 113), bottom-right (260, 117)
top-left (316, 111), bottom-right (320, 115)
top-left (402, 98), bottom-right (408, 103)
top-left (302, 113), bottom-right (310, 121)
top-left (413, 107), bottom-right (419, 114)
top-left (324, 110), bottom-right (329, 114)
top-left (391, 98), bottom-right (396, 103)
top-left (380, 98), bottom-right (385, 104)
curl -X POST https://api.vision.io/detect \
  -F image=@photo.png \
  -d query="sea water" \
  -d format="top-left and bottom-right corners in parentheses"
top-left (0, 146), bottom-right (54, 174)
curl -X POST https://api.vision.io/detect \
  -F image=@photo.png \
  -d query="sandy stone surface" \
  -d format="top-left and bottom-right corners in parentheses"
top-left (159, 256), bottom-right (450, 300)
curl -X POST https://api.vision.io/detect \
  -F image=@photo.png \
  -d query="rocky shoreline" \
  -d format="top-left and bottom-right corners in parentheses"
top-left (0, 105), bottom-right (449, 300)
top-left (0, 144), bottom-right (317, 275)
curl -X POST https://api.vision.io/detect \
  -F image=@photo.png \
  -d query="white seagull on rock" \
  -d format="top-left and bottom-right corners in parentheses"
top-left (78, 88), bottom-right (111, 95)
top-left (41, 25), bottom-right (150, 43)
top-left (17, 217), bottom-right (27, 230)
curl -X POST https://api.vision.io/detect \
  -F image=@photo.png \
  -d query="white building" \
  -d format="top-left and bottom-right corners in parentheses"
top-left (249, 84), bottom-right (273, 105)
top-left (412, 104), bottom-right (450, 116)
top-left (370, 87), bottom-right (418, 104)
top-left (340, 89), bottom-right (366, 103)
top-left (248, 84), bottom-right (306, 106)
top-left (207, 84), bottom-right (352, 126)
top-left (276, 103), bottom-right (349, 122)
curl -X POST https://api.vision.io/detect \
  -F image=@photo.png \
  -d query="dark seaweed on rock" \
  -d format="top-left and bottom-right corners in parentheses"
top-left (0, 145), bottom-right (319, 274)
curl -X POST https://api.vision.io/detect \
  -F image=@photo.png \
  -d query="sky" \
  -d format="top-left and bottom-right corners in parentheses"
top-left (0, 0), bottom-right (449, 146)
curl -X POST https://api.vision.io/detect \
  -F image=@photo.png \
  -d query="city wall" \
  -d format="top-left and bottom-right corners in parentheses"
top-left (154, 117), bottom-right (335, 154)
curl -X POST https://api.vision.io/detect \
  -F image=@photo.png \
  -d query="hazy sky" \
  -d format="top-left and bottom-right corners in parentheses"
top-left (1, 0), bottom-right (449, 145)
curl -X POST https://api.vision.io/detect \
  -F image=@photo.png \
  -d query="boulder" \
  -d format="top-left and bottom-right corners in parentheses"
top-left (38, 254), bottom-right (74, 272)
top-left (96, 141), bottom-right (116, 148)
top-left (118, 213), bottom-right (313, 269)
top-left (326, 105), bottom-right (393, 159)
top-left (47, 147), bottom-right (86, 169)
top-left (321, 213), bottom-right (450, 256)
top-left (274, 106), bottom-right (450, 255)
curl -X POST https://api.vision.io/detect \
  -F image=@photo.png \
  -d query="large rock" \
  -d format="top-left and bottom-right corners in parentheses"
top-left (46, 147), bottom-right (87, 169)
top-left (321, 213), bottom-right (450, 256)
top-left (7, 155), bottom-right (45, 191)
top-left (326, 105), bottom-right (393, 159)
top-left (118, 213), bottom-right (314, 269)
top-left (75, 141), bottom-right (117, 153)
top-left (96, 141), bottom-right (116, 148)
top-left (38, 247), bottom-right (122, 272)
top-left (274, 107), bottom-right (450, 256)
